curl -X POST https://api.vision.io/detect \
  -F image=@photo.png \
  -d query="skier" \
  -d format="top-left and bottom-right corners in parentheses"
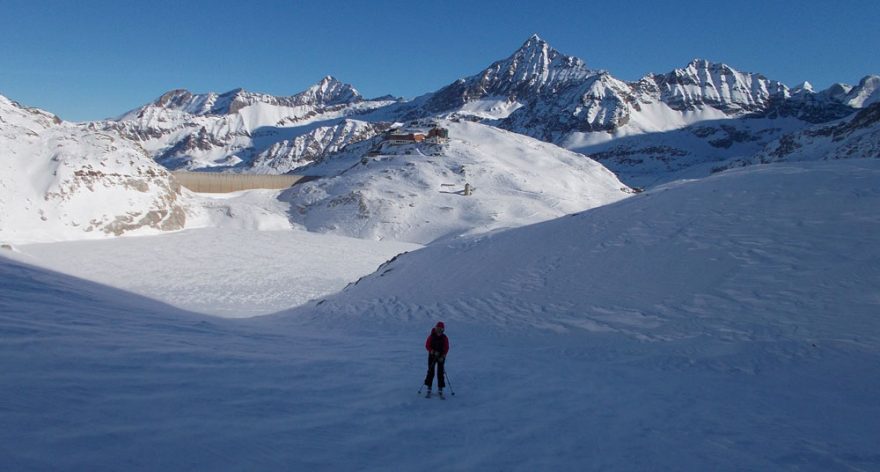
top-left (423, 321), bottom-right (450, 398)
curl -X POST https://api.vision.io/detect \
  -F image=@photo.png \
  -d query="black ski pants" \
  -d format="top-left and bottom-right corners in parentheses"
top-left (424, 353), bottom-right (446, 389)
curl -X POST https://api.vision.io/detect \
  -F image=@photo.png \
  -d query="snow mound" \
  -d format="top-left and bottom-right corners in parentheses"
top-left (0, 95), bottom-right (189, 244)
top-left (280, 119), bottom-right (632, 244)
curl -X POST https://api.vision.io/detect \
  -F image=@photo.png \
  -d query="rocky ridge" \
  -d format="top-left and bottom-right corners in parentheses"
top-left (0, 95), bottom-right (188, 243)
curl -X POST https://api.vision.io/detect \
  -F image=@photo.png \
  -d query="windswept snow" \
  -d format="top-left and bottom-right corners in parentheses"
top-left (2, 160), bottom-right (878, 471)
top-left (298, 160), bottom-right (880, 341)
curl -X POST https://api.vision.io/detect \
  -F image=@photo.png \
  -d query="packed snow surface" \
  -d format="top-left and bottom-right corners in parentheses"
top-left (2, 160), bottom-right (878, 470)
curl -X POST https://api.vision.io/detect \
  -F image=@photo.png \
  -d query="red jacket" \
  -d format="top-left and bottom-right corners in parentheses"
top-left (425, 328), bottom-right (449, 356)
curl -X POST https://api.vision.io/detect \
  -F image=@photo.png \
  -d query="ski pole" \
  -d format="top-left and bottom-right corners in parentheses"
top-left (445, 370), bottom-right (455, 396)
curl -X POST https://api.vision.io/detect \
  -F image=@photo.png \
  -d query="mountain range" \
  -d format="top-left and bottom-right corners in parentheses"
top-left (1, 34), bottom-right (878, 241)
top-left (88, 35), bottom-right (878, 184)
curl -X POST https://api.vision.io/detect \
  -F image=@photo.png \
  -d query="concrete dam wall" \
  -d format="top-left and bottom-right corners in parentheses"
top-left (171, 172), bottom-right (312, 193)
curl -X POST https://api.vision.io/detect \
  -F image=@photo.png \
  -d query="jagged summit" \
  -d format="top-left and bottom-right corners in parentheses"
top-left (419, 35), bottom-right (594, 113)
top-left (792, 81), bottom-right (814, 94)
top-left (494, 34), bottom-right (592, 92)
top-left (134, 77), bottom-right (363, 118)
top-left (514, 34), bottom-right (555, 62)
top-left (644, 59), bottom-right (787, 113)
top-left (299, 76), bottom-right (362, 107)
top-left (92, 34), bottom-right (877, 185)
top-left (847, 75), bottom-right (880, 107)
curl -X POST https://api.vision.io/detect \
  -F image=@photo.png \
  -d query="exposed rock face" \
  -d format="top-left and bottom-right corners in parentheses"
top-left (711, 102), bottom-right (880, 171)
top-left (406, 36), bottom-right (868, 152)
top-left (0, 95), bottom-right (188, 243)
top-left (249, 120), bottom-right (391, 174)
top-left (99, 77), bottom-right (397, 172)
top-left (141, 77), bottom-right (365, 117)
top-left (640, 59), bottom-right (788, 114)
top-left (21, 35), bottom-right (879, 197)
top-left (421, 35), bottom-right (594, 112)
top-left (397, 36), bottom-right (880, 187)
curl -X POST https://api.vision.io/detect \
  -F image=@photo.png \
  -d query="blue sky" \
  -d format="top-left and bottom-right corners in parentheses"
top-left (1, 0), bottom-right (878, 121)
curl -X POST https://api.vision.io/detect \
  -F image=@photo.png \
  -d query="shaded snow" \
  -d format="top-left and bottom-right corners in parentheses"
top-left (1, 160), bottom-right (878, 470)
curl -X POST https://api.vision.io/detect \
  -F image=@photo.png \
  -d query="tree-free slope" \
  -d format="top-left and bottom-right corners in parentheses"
top-left (3, 160), bottom-right (876, 470)
top-left (282, 119), bottom-right (631, 244)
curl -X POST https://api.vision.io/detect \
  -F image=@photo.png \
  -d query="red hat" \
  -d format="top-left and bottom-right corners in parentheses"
top-left (436, 321), bottom-right (445, 329)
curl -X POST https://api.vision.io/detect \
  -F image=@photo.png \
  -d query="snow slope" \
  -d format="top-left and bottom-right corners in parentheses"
top-left (281, 119), bottom-right (632, 244)
top-left (0, 95), bottom-right (189, 244)
top-left (292, 160), bottom-right (880, 339)
top-left (752, 101), bottom-right (880, 163)
top-left (2, 160), bottom-right (877, 470)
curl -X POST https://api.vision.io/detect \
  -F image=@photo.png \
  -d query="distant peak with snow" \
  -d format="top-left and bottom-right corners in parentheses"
top-left (130, 76), bottom-right (365, 119)
top-left (643, 59), bottom-right (787, 114)
top-left (792, 81), bottom-right (814, 94)
top-left (300, 76), bottom-right (363, 107)
top-left (846, 75), bottom-right (880, 108)
top-left (417, 35), bottom-right (595, 114)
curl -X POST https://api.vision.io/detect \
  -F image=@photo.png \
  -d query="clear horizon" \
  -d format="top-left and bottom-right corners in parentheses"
top-left (2, 0), bottom-right (878, 122)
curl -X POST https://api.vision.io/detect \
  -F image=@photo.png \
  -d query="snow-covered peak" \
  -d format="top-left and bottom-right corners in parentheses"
top-left (846, 75), bottom-right (880, 108)
top-left (281, 119), bottom-right (631, 244)
top-left (420, 35), bottom-right (595, 114)
top-left (487, 34), bottom-right (593, 94)
top-left (123, 77), bottom-right (365, 121)
top-left (818, 83), bottom-right (853, 104)
top-left (793, 81), bottom-right (814, 93)
top-left (299, 76), bottom-right (363, 107)
top-left (645, 59), bottom-right (788, 114)
top-left (511, 33), bottom-right (565, 71)
top-left (0, 94), bottom-right (63, 128)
